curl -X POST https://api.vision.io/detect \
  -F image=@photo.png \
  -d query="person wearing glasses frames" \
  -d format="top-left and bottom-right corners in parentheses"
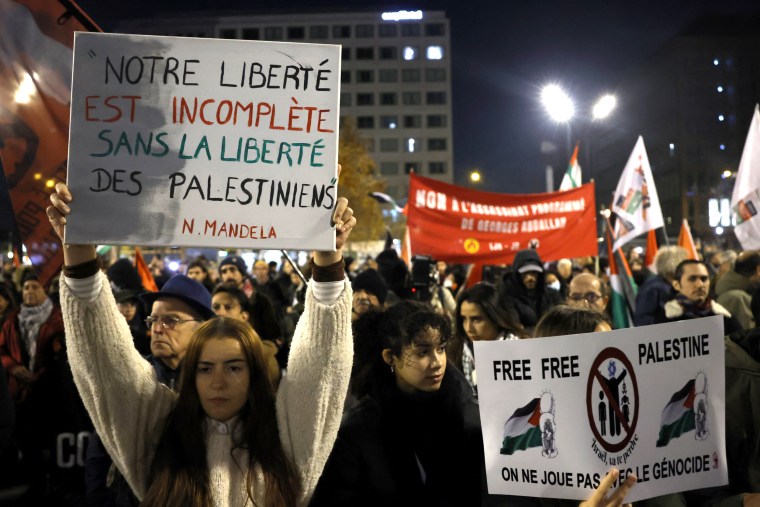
top-left (47, 172), bottom-right (357, 507)
top-left (566, 273), bottom-right (609, 313)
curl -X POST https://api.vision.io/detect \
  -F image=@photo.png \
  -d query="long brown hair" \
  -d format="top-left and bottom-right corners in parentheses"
top-left (142, 317), bottom-right (300, 507)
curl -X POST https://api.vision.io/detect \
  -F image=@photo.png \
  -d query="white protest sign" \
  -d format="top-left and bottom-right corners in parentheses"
top-left (66, 32), bottom-right (340, 250)
top-left (474, 316), bottom-right (727, 502)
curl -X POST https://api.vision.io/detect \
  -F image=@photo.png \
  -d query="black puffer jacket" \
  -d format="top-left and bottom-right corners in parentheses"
top-left (500, 249), bottom-right (563, 329)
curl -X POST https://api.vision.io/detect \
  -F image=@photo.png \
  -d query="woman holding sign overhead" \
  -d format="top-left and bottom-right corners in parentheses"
top-left (310, 300), bottom-right (636, 507)
top-left (46, 174), bottom-right (355, 507)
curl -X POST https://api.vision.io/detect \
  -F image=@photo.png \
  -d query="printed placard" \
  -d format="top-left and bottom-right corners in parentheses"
top-left (66, 32), bottom-right (340, 250)
top-left (474, 316), bottom-right (727, 502)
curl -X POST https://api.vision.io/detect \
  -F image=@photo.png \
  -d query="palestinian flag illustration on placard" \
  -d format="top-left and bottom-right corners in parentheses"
top-left (656, 379), bottom-right (697, 447)
top-left (501, 398), bottom-right (542, 455)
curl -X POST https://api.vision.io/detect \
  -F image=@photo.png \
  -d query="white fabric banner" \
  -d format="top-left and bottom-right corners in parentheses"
top-left (612, 136), bottom-right (664, 251)
top-left (731, 105), bottom-right (760, 249)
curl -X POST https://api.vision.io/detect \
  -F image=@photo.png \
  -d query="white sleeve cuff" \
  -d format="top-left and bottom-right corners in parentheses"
top-left (63, 272), bottom-right (102, 303)
top-left (311, 278), bottom-right (347, 306)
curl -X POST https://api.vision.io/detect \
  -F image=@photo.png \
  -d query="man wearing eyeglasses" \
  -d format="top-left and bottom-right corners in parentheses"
top-left (566, 273), bottom-right (609, 313)
top-left (138, 274), bottom-right (216, 389)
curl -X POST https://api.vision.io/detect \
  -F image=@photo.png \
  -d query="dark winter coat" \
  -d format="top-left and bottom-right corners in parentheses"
top-left (310, 365), bottom-right (484, 507)
top-left (500, 250), bottom-right (562, 329)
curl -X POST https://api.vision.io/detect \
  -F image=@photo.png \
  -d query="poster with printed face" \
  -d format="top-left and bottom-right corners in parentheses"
top-left (65, 32), bottom-right (340, 250)
top-left (474, 316), bottom-right (727, 502)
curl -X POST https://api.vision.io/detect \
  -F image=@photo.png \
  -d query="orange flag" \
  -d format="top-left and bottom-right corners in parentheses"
top-left (134, 247), bottom-right (159, 292)
top-left (677, 220), bottom-right (699, 260)
top-left (645, 229), bottom-right (658, 271)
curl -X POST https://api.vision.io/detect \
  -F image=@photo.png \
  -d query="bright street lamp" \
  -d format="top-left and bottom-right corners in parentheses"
top-left (592, 94), bottom-right (617, 120)
top-left (469, 170), bottom-right (482, 183)
top-left (540, 84), bottom-right (575, 123)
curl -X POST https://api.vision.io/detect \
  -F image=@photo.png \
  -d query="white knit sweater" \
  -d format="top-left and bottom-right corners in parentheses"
top-left (60, 272), bottom-right (353, 506)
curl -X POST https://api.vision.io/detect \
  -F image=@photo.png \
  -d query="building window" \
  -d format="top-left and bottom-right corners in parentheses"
top-left (357, 116), bottom-right (375, 129)
top-left (341, 47), bottom-right (351, 60)
top-left (406, 137), bottom-right (420, 153)
top-left (378, 69), bottom-right (398, 82)
top-left (426, 91), bottom-right (446, 105)
top-left (364, 139), bottom-right (375, 152)
top-left (425, 23), bottom-right (445, 36)
top-left (402, 92), bottom-right (421, 105)
top-left (380, 162), bottom-right (399, 175)
top-left (405, 162), bottom-right (420, 174)
top-left (401, 69), bottom-right (421, 82)
top-left (404, 115), bottom-right (422, 128)
top-left (264, 27), bottom-right (283, 40)
top-left (356, 24), bottom-right (374, 38)
top-left (380, 138), bottom-right (399, 152)
top-left (287, 26), bottom-right (305, 39)
top-left (379, 24), bottom-right (397, 37)
top-left (242, 28), bottom-right (259, 40)
top-left (357, 93), bottom-right (374, 106)
top-left (428, 138), bottom-right (447, 151)
top-left (379, 47), bottom-right (397, 60)
top-left (428, 162), bottom-right (446, 174)
top-left (356, 47), bottom-right (374, 60)
top-left (310, 25), bottom-right (328, 39)
top-left (380, 92), bottom-right (397, 105)
top-left (333, 25), bottom-right (351, 38)
top-left (220, 28), bottom-right (237, 39)
top-left (402, 46), bottom-right (419, 61)
top-left (356, 70), bottom-right (374, 83)
top-left (426, 46), bottom-right (444, 60)
top-left (340, 71), bottom-right (351, 83)
top-left (401, 24), bottom-right (421, 37)
top-left (340, 93), bottom-right (351, 107)
top-left (425, 68), bottom-right (446, 82)
top-left (380, 115), bottom-right (398, 129)
top-left (426, 114), bottom-right (447, 128)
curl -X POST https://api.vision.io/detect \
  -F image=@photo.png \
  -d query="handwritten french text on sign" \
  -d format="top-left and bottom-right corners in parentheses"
top-left (66, 32), bottom-right (340, 250)
top-left (407, 173), bottom-right (597, 264)
top-left (474, 316), bottom-right (727, 502)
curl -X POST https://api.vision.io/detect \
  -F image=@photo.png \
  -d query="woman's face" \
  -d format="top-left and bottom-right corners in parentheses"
top-left (460, 301), bottom-right (499, 341)
top-left (211, 293), bottom-right (248, 322)
top-left (187, 266), bottom-right (207, 282)
top-left (386, 327), bottom-right (446, 394)
top-left (196, 338), bottom-right (250, 421)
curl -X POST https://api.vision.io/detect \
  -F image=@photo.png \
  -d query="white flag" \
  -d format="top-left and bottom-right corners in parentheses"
top-left (559, 144), bottom-right (581, 191)
top-left (612, 136), bottom-right (664, 251)
top-left (731, 105), bottom-right (760, 249)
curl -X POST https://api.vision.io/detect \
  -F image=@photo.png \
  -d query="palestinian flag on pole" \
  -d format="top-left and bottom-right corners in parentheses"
top-left (501, 398), bottom-right (542, 455)
top-left (656, 379), bottom-right (696, 447)
top-left (559, 143), bottom-right (582, 191)
top-left (605, 216), bottom-right (637, 329)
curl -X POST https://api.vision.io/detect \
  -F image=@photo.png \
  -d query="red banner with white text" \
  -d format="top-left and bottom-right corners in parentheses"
top-left (407, 173), bottom-right (597, 264)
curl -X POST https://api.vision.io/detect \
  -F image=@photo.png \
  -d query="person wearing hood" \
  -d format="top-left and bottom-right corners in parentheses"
top-left (499, 249), bottom-right (563, 331)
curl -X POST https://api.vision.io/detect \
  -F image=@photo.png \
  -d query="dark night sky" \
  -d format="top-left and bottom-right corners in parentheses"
top-left (77, 0), bottom-right (760, 194)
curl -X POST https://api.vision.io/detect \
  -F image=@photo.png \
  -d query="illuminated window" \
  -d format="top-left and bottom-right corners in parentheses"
top-left (406, 137), bottom-right (419, 153)
top-left (381, 115), bottom-right (398, 129)
top-left (426, 46), bottom-right (444, 60)
top-left (403, 46), bottom-right (418, 60)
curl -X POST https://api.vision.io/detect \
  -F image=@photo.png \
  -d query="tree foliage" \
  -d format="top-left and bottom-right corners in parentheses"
top-left (337, 117), bottom-right (386, 242)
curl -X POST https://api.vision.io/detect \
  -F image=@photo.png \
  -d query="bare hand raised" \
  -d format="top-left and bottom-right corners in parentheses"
top-left (47, 183), bottom-right (97, 266)
top-left (579, 469), bottom-right (635, 507)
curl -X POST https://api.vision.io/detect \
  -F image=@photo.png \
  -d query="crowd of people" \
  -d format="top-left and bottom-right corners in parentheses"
top-left (0, 181), bottom-right (756, 506)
